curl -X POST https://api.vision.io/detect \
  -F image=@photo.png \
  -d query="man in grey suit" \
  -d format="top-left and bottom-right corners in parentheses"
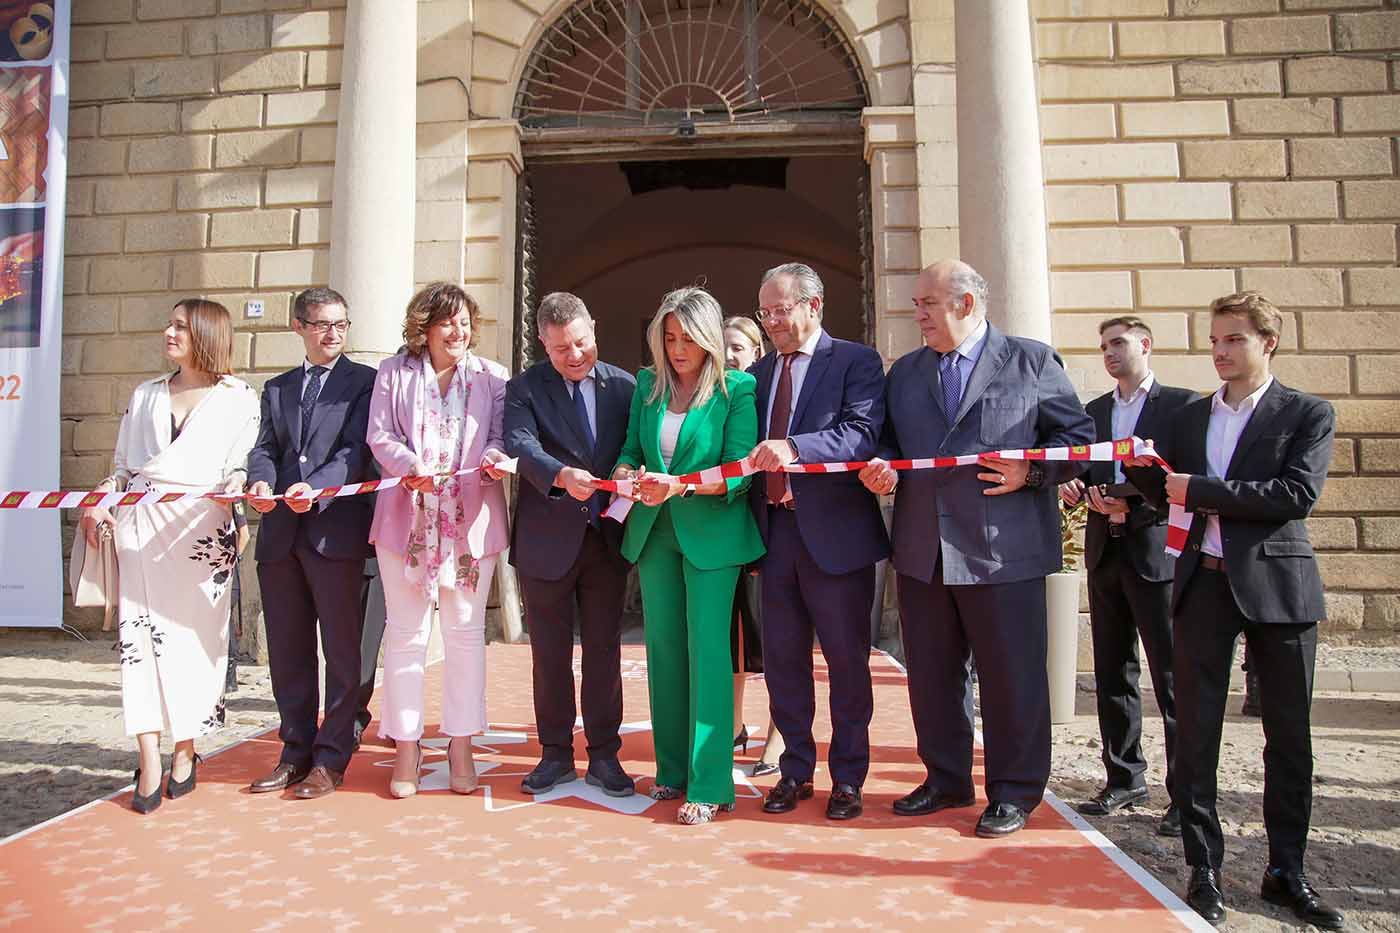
top-left (860, 259), bottom-right (1094, 838)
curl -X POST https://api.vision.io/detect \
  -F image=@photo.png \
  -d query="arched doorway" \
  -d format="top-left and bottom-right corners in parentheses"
top-left (511, 0), bottom-right (873, 372)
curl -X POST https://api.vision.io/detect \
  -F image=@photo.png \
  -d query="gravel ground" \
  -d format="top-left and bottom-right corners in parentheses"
top-left (1, 629), bottom-right (1397, 932)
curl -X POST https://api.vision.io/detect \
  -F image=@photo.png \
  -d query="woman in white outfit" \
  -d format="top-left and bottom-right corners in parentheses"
top-left (367, 283), bottom-right (511, 798)
top-left (78, 299), bottom-right (259, 813)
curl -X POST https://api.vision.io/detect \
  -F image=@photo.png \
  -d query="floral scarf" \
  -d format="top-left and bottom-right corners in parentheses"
top-left (403, 354), bottom-right (481, 600)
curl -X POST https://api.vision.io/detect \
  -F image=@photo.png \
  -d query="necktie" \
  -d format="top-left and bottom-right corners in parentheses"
top-left (571, 379), bottom-right (595, 452)
top-left (766, 353), bottom-right (795, 505)
top-left (300, 365), bottom-right (326, 447)
top-left (939, 352), bottom-right (961, 424)
top-left (572, 379), bottom-right (601, 526)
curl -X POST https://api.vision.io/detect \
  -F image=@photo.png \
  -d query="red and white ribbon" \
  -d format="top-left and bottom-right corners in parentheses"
top-left (599, 437), bottom-right (1191, 558)
top-left (5, 436), bottom-right (1194, 560)
top-left (0, 459), bottom-right (520, 511)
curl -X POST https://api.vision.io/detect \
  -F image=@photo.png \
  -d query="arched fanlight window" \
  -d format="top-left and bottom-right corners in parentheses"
top-left (515, 0), bottom-right (868, 129)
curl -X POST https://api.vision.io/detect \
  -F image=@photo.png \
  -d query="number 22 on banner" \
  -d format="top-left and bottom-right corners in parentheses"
top-left (0, 375), bottom-right (21, 400)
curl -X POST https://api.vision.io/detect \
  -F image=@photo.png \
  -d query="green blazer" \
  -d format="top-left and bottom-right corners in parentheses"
top-left (615, 367), bottom-right (765, 570)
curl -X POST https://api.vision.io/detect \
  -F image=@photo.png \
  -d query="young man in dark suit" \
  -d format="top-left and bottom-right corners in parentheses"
top-left (502, 292), bottom-right (637, 797)
top-left (860, 259), bottom-right (1094, 838)
top-left (1061, 316), bottom-right (1196, 836)
top-left (1127, 292), bottom-right (1344, 929)
top-left (246, 287), bottom-right (377, 799)
top-left (746, 262), bottom-right (890, 822)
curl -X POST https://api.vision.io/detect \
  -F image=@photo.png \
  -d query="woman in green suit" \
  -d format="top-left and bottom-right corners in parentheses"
top-left (613, 286), bottom-right (764, 825)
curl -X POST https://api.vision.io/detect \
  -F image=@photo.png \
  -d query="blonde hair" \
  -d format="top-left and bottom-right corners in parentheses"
top-left (646, 286), bottom-right (728, 410)
top-left (1210, 291), bottom-right (1282, 357)
top-left (723, 315), bottom-right (764, 355)
top-left (402, 282), bottom-right (481, 356)
top-left (174, 298), bottom-right (233, 375)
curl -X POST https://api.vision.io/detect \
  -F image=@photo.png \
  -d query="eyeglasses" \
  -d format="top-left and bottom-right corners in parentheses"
top-left (755, 298), bottom-right (811, 323)
top-left (300, 318), bottom-right (351, 334)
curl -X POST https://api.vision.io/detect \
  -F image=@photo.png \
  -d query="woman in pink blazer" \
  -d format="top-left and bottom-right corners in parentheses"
top-left (367, 283), bottom-right (511, 798)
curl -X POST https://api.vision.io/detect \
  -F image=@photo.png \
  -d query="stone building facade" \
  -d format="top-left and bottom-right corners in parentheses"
top-left (57, 0), bottom-right (1400, 647)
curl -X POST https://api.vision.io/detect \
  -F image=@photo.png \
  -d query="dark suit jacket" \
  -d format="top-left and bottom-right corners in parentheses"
top-left (1081, 381), bottom-right (1198, 583)
top-left (1127, 380), bottom-right (1334, 625)
top-left (504, 359), bottom-right (636, 582)
top-left (246, 358), bottom-right (377, 563)
top-left (882, 325), bottom-right (1095, 586)
top-left (748, 331), bottom-right (890, 576)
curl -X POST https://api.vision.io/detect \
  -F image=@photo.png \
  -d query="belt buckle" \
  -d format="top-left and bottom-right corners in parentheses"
top-left (1107, 522), bottom-right (1127, 539)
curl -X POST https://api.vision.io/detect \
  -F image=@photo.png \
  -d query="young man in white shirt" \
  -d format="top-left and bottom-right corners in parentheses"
top-left (1126, 293), bottom-right (1343, 929)
top-left (1061, 317), bottom-right (1196, 836)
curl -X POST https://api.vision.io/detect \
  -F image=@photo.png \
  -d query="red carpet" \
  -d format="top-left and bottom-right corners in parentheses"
top-left (0, 645), bottom-right (1203, 930)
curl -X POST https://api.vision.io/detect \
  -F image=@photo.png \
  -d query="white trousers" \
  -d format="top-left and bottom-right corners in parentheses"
top-left (376, 546), bottom-right (497, 741)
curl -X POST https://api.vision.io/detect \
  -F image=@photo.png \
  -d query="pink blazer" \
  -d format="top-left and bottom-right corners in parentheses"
top-left (367, 351), bottom-right (511, 560)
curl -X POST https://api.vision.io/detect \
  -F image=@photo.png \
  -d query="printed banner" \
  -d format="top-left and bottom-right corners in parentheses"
top-left (0, 1), bottom-right (68, 626)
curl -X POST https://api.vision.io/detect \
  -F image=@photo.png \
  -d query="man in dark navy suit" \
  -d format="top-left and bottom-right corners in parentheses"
top-left (861, 259), bottom-right (1093, 838)
top-left (1061, 316), bottom-right (1196, 837)
top-left (503, 292), bottom-right (637, 798)
top-left (246, 287), bottom-right (377, 799)
top-left (747, 262), bottom-right (890, 822)
top-left (1127, 292), bottom-right (1344, 929)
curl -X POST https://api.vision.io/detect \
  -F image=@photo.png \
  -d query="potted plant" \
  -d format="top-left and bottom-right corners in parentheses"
top-left (1046, 497), bottom-right (1088, 724)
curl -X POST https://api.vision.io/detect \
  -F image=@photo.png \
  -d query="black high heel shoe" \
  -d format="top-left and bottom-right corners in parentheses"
top-left (166, 753), bottom-right (202, 799)
top-left (131, 768), bottom-right (163, 814)
top-left (733, 725), bottom-right (748, 750)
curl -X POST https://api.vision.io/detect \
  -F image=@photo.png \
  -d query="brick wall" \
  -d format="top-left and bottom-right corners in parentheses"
top-left (1034, 0), bottom-right (1400, 640)
top-left (54, 0), bottom-right (1400, 644)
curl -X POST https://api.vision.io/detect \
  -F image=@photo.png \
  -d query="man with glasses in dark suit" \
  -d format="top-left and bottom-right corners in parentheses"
top-left (246, 287), bottom-right (377, 799)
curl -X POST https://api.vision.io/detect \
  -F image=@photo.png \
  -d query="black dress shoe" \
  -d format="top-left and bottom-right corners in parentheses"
top-left (733, 725), bottom-right (748, 749)
top-left (751, 760), bottom-right (780, 777)
top-left (975, 801), bottom-right (1028, 837)
top-left (1077, 785), bottom-right (1149, 816)
top-left (1157, 804), bottom-right (1182, 837)
top-left (131, 768), bottom-right (163, 815)
top-left (892, 783), bottom-right (976, 817)
top-left (165, 753), bottom-right (202, 799)
top-left (1261, 867), bottom-right (1345, 930)
top-left (250, 761), bottom-right (311, 794)
top-left (521, 758), bottom-right (579, 795)
top-left (762, 776), bottom-right (814, 814)
top-left (585, 758), bottom-right (636, 797)
top-left (1187, 866), bottom-right (1226, 925)
top-left (826, 783), bottom-right (863, 820)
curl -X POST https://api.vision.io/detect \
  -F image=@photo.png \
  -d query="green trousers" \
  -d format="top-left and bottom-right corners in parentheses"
top-left (635, 503), bottom-right (739, 805)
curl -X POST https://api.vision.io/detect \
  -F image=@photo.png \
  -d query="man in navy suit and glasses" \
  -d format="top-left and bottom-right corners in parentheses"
top-left (246, 287), bottom-right (378, 799)
top-left (503, 292), bottom-right (638, 799)
top-left (747, 262), bottom-right (890, 822)
top-left (860, 259), bottom-right (1094, 838)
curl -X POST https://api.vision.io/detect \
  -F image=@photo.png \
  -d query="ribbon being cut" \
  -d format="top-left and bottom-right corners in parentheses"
top-left (0, 438), bottom-right (1192, 557)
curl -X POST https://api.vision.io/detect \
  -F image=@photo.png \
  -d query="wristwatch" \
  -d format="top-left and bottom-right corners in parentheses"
top-left (1024, 462), bottom-right (1046, 490)
top-left (681, 484), bottom-right (697, 498)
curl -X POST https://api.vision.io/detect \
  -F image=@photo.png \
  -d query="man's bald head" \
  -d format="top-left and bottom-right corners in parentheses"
top-left (911, 260), bottom-right (988, 353)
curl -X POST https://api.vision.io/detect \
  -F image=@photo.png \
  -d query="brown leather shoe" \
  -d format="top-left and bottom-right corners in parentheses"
top-left (249, 761), bottom-right (310, 794)
top-left (292, 765), bottom-right (343, 800)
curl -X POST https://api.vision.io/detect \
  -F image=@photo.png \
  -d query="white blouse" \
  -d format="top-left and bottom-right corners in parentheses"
top-left (659, 410), bottom-right (685, 471)
top-left (111, 372), bottom-right (261, 490)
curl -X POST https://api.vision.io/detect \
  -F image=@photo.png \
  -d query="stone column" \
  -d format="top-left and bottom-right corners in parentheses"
top-left (953, 0), bottom-right (1052, 343)
top-left (331, 0), bottom-right (418, 357)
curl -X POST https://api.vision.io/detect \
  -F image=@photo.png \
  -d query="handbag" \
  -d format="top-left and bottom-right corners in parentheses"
top-left (69, 521), bottom-right (119, 631)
